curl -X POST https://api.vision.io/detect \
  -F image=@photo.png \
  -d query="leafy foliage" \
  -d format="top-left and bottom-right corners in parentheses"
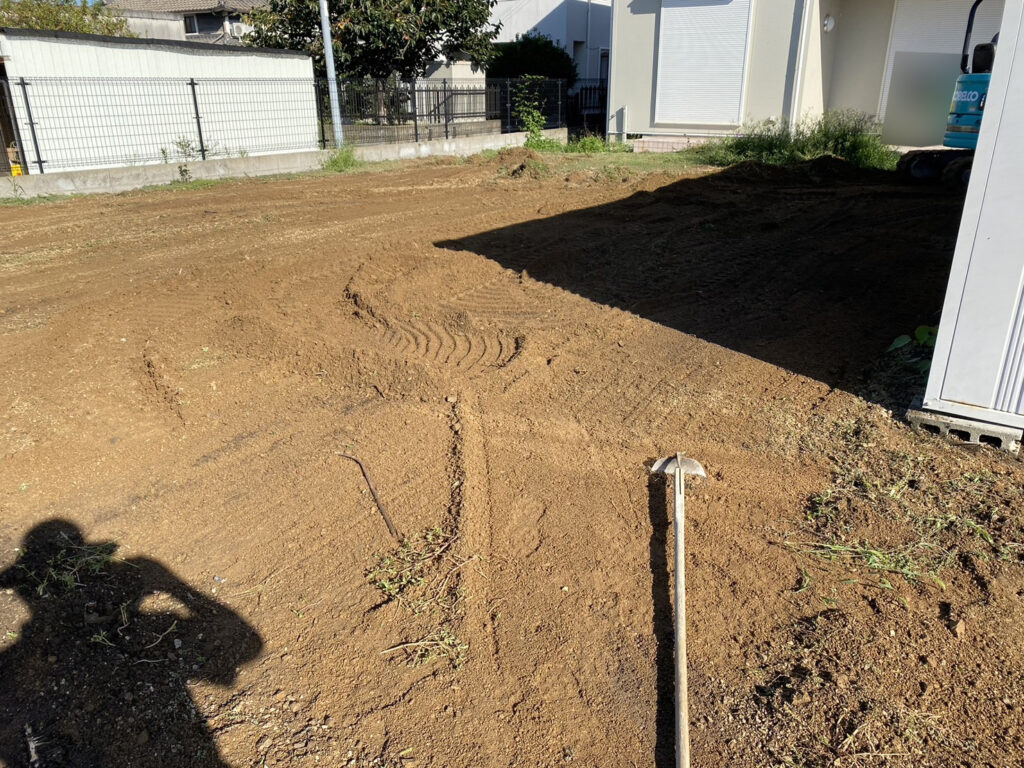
top-left (690, 110), bottom-right (900, 171)
top-left (488, 31), bottom-right (577, 87)
top-left (246, 0), bottom-right (499, 80)
top-left (320, 144), bottom-right (360, 172)
top-left (0, 0), bottom-right (135, 36)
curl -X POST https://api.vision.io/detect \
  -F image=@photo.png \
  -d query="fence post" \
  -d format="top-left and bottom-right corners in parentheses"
top-left (410, 80), bottom-right (419, 143)
top-left (187, 78), bottom-right (207, 161)
top-left (2, 80), bottom-right (29, 174)
top-left (315, 81), bottom-right (327, 149)
top-left (17, 78), bottom-right (44, 174)
top-left (558, 80), bottom-right (564, 128)
top-left (442, 79), bottom-right (450, 140)
top-left (506, 79), bottom-right (512, 132)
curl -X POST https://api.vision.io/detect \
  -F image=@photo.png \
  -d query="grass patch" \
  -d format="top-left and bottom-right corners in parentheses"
top-left (688, 110), bottom-right (900, 171)
top-left (321, 145), bottom-right (361, 173)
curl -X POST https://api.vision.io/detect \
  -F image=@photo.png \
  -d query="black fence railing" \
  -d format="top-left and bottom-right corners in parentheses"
top-left (567, 78), bottom-right (608, 135)
top-left (0, 76), bottom-right (573, 175)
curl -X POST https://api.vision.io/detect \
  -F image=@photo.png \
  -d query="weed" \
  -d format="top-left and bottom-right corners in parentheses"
top-left (368, 527), bottom-right (473, 669)
top-left (382, 627), bottom-right (468, 667)
top-left (564, 135), bottom-right (633, 154)
top-left (321, 144), bottom-right (361, 173)
top-left (687, 110), bottom-right (899, 170)
top-left (368, 527), bottom-right (455, 602)
top-left (14, 535), bottom-right (118, 597)
top-left (788, 540), bottom-right (935, 585)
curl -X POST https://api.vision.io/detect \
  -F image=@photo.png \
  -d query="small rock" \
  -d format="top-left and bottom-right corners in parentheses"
top-left (136, 730), bottom-right (149, 746)
top-left (173, 638), bottom-right (182, 649)
top-left (257, 736), bottom-right (271, 751)
top-left (445, 395), bottom-right (457, 403)
top-left (46, 655), bottom-right (57, 664)
top-left (836, 674), bottom-right (849, 690)
top-left (954, 619), bottom-right (966, 639)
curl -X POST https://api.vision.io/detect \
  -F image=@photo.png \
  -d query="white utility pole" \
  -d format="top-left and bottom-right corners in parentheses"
top-left (319, 0), bottom-right (344, 146)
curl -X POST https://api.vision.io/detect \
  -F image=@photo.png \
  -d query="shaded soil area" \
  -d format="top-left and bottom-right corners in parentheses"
top-left (1, 154), bottom-right (1022, 768)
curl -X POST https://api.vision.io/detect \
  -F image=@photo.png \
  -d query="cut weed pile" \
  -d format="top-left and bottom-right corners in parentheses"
top-left (368, 527), bottom-right (473, 667)
top-left (728, 405), bottom-right (1024, 767)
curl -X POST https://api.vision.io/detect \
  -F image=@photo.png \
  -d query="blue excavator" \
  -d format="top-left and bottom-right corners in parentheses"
top-left (897, 0), bottom-right (997, 186)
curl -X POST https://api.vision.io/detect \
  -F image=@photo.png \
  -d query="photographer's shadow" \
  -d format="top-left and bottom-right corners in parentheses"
top-left (0, 519), bottom-right (263, 767)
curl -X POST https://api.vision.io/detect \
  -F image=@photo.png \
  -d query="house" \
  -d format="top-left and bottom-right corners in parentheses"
top-left (105, 0), bottom-right (266, 45)
top-left (607, 0), bottom-right (1006, 148)
top-left (492, 0), bottom-right (611, 80)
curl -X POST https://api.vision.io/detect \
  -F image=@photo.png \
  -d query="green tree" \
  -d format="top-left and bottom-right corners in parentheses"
top-left (0, 0), bottom-right (134, 36)
top-left (487, 31), bottom-right (576, 87)
top-left (246, 0), bottom-right (499, 81)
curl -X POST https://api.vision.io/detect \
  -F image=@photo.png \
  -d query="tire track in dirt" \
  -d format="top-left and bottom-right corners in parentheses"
top-left (342, 280), bottom-right (519, 376)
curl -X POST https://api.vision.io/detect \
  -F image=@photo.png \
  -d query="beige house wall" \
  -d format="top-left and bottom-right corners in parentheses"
top-left (609, 0), bottom-right (897, 138)
top-left (609, 0), bottom-right (804, 136)
top-left (827, 0), bottom-right (896, 117)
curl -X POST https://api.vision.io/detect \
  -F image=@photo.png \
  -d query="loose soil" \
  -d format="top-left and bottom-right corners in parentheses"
top-left (1, 153), bottom-right (1022, 768)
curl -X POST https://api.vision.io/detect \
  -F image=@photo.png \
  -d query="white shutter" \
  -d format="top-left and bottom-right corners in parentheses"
top-left (654, 0), bottom-right (753, 126)
top-left (879, 0), bottom-right (1005, 119)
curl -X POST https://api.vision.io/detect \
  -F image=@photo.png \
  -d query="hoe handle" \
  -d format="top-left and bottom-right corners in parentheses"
top-left (674, 466), bottom-right (691, 768)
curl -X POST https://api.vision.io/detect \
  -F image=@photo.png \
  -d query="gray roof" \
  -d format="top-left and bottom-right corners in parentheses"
top-left (105, 0), bottom-right (266, 14)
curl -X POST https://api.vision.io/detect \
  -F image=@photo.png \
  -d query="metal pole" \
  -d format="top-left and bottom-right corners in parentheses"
top-left (315, 81), bottom-right (327, 149)
top-left (443, 79), bottom-right (450, 139)
top-left (188, 78), bottom-right (207, 160)
top-left (673, 464), bottom-right (691, 768)
top-left (17, 78), bottom-right (44, 174)
top-left (506, 79), bottom-right (512, 132)
top-left (319, 0), bottom-right (344, 147)
top-left (2, 80), bottom-right (29, 173)
top-left (410, 80), bottom-right (419, 143)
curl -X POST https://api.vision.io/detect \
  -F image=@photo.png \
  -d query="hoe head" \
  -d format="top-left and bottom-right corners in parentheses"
top-left (650, 453), bottom-right (706, 478)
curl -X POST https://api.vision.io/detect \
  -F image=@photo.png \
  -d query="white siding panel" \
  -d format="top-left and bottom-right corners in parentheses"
top-left (879, 0), bottom-right (1005, 119)
top-left (654, 0), bottom-right (752, 125)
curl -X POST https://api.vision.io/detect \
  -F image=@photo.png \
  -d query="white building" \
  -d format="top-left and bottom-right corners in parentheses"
top-left (607, 0), bottom-right (1005, 147)
top-left (0, 28), bottom-right (317, 174)
top-left (492, 0), bottom-right (611, 80)
top-left (105, 0), bottom-right (265, 45)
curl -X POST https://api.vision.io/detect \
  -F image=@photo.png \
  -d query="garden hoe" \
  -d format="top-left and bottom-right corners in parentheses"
top-left (650, 453), bottom-right (706, 768)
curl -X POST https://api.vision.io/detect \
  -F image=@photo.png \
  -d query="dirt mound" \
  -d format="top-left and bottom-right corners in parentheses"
top-left (493, 146), bottom-right (544, 178)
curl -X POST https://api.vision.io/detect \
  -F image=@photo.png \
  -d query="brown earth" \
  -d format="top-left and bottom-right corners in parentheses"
top-left (1, 153), bottom-right (1022, 768)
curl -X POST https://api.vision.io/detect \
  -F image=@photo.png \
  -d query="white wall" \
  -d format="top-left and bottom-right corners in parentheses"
top-left (1, 31), bottom-right (317, 173)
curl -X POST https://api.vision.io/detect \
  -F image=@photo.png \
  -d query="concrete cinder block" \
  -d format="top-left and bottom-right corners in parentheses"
top-left (906, 405), bottom-right (1023, 454)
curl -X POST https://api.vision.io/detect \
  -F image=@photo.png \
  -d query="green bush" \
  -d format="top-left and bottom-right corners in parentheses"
top-left (564, 136), bottom-right (633, 154)
top-left (690, 110), bottom-right (899, 171)
top-left (321, 145), bottom-right (360, 173)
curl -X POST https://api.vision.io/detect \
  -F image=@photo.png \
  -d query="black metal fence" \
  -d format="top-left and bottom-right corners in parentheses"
top-left (568, 79), bottom-right (609, 136)
top-left (0, 76), bottom-right (575, 175)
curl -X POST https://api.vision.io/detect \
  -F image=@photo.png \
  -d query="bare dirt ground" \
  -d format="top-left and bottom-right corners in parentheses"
top-left (1, 152), bottom-right (1022, 768)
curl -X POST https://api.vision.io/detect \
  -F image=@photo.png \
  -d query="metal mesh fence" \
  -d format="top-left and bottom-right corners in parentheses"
top-left (0, 76), bottom-right (570, 175)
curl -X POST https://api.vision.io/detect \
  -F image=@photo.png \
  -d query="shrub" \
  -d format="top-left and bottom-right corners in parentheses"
top-left (321, 145), bottom-right (360, 173)
top-left (690, 110), bottom-right (899, 171)
top-left (564, 136), bottom-right (633, 154)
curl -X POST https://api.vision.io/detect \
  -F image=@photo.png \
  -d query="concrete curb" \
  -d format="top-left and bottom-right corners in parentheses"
top-left (2, 128), bottom-right (568, 200)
